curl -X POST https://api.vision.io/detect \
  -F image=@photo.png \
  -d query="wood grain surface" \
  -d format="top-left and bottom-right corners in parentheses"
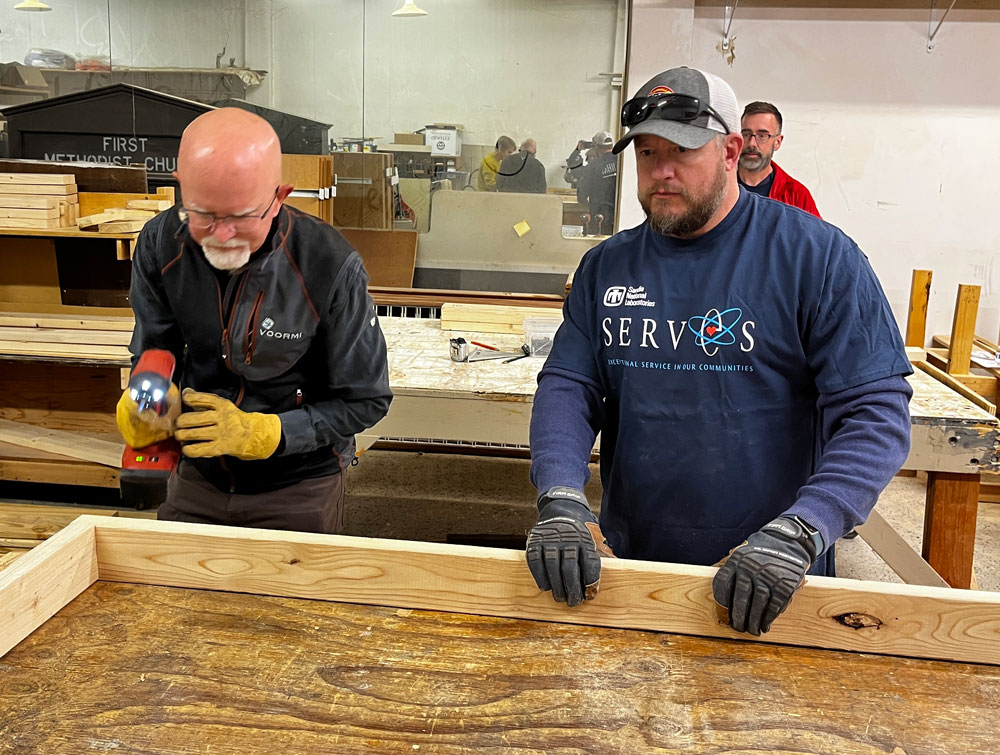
top-left (89, 518), bottom-right (1000, 666)
top-left (1, 580), bottom-right (998, 754)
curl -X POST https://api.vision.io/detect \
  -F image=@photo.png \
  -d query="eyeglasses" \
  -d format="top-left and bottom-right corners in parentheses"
top-left (621, 93), bottom-right (731, 135)
top-left (740, 130), bottom-right (779, 144)
top-left (178, 187), bottom-right (280, 232)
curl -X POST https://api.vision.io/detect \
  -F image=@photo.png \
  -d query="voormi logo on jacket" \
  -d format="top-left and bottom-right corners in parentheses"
top-left (259, 316), bottom-right (303, 340)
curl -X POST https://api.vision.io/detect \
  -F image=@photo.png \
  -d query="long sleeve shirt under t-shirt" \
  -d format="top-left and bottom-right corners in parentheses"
top-left (529, 190), bottom-right (912, 575)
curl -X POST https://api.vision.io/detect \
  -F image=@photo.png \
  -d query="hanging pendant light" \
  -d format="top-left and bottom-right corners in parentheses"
top-left (14, 0), bottom-right (53, 10)
top-left (392, 0), bottom-right (427, 17)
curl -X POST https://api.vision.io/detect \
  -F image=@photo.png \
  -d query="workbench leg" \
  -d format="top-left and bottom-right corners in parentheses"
top-left (922, 471), bottom-right (979, 589)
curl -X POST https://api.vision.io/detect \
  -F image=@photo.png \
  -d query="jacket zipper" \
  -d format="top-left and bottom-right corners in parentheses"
top-left (244, 291), bottom-right (265, 366)
top-left (219, 273), bottom-right (249, 370)
top-left (296, 388), bottom-right (303, 407)
top-left (213, 272), bottom-right (246, 493)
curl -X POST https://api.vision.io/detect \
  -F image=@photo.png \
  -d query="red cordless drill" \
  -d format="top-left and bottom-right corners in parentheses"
top-left (119, 349), bottom-right (181, 509)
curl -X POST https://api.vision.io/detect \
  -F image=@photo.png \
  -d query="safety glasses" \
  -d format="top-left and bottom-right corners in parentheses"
top-left (178, 187), bottom-right (280, 232)
top-left (620, 93), bottom-right (730, 135)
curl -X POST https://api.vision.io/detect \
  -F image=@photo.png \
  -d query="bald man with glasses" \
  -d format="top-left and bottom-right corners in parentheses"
top-left (118, 108), bottom-right (392, 532)
top-left (738, 101), bottom-right (821, 218)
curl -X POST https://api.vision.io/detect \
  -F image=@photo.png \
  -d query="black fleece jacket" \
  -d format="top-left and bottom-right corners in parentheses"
top-left (128, 204), bottom-right (392, 494)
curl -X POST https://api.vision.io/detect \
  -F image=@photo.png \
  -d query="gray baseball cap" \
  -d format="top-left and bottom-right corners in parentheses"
top-left (592, 130), bottom-right (614, 146)
top-left (612, 67), bottom-right (739, 154)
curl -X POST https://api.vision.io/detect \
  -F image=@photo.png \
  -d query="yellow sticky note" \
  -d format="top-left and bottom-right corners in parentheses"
top-left (513, 220), bottom-right (531, 238)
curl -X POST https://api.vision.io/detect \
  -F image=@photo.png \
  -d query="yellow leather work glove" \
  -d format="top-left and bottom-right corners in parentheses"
top-left (175, 388), bottom-right (282, 461)
top-left (116, 383), bottom-right (181, 449)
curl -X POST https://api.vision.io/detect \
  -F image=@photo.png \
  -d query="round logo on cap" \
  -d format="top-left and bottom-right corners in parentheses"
top-left (649, 85), bottom-right (673, 95)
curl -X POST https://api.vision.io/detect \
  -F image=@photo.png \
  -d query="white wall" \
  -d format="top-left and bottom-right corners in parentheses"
top-left (3, 1), bottom-right (624, 187)
top-left (249, 0), bottom-right (625, 187)
top-left (0, 0), bottom-right (245, 68)
top-left (621, 1), bottom-right (1000, 344)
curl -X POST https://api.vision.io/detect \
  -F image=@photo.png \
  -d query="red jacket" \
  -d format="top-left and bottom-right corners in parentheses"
top-left (770, 161), bottom-right (821, 218)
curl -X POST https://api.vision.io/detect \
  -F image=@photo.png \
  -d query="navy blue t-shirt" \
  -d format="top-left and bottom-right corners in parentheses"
top-left (537, 190), bottom-right (911, 566)
top-left (738, 170), bottom-right (775, 198)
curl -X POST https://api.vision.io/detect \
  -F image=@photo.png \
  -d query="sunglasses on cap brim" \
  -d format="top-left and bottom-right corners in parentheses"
top-left (620, 93), bottom-right (731, 135)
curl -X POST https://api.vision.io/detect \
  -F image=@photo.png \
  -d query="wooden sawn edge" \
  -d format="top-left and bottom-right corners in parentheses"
top-left (0, 516), bottom-right (99, 658)
top-left (85, 517), bottom-right (1000, 666)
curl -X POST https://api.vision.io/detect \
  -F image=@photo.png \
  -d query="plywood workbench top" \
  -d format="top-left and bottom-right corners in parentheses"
top-left (382, 315), bottom-right (542, 399)
top-left (382, 317), bottom-right (1000, 427)
top-left (0, 580), bottom-right (997, 753)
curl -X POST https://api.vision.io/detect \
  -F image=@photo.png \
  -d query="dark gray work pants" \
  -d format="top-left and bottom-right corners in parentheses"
top-left (158, 461), bottom-right (345, 534)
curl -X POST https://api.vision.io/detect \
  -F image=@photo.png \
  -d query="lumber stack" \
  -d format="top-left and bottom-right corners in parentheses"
top-left (282, 154), bottom-right (335, 224)
top-left (0, 310), bottom-right (134, 363)
top-left (76, 199), bottom-right (173, 233)
top-left (0, 173), bottom-right (79, 230)
top-left (440, 302), bottom-right (563, 334)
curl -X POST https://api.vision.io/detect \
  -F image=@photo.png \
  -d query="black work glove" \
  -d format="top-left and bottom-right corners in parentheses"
top-left (525, 486), bottom-right (613, 607)
top-left (712, 516), bottom-right (823, 636)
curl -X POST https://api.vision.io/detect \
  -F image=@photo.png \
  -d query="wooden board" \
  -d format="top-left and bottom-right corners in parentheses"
top-left (371, 287), bottom-right (564, 310)
top-left (0, 183), bottom-right (78, 196)
top-left (0, 160), bottom-right (147, 193)
top-left (0, 206), bottom-right (60, 219)
top-left (78, 186), bottom-right (175, 217)
top-left (0, 516), bottom-right (98, 658)
top-left (855, 508), bottom-right (949, 587)
top-left (0, 340), bottom-right (131, 361)
top-left (0, 215), bottom-right (64, 229)
top-left (441, 302), bottom-right (564, 334)
top-left (0, 360), bottom-right (122, 435)
top-left (0, 311), bottom-right (134, 332)
top-left (0, 419), bottom-right (124, 468)
top-left (338, 228), bottom-right (417, 288)
top-left (77, 209), bottom-right (154, 228)
top-left (0, 172), bottom-right (75, 185)
top-left (0, 502), bottom-right (118, 541)
top-left (125, 199), bottom-right (173, 211)
top-left (3, 580), bottom-right (1000, 753)
top-left (923, 472), bottom-right (981, 589)
top-left (0, 236), bottom-right (63, 307)
top-left (0, 194), bottom-right (73, 210)
top-left (0, 458), bottom-right (120, 487)
top-left (0, 325), bottom-right (131, 346)
top-left (915, 360), bottom-right (996, 415)
top-left (948, 284), bottom-right (981, 376)
top-left (332, 152), bottom-right (394, 230)
top-left (58, 517), bottom-right (1000, 666)
top-left (98, 219), bottom-right (148, 233)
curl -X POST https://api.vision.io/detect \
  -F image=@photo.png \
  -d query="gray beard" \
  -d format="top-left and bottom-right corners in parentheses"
top-left (639, 163), bottom-right (728, 238)
top-left (203, 245), bottom-right (252, 271)
top-left (739, 152), bottom-right (772, 173)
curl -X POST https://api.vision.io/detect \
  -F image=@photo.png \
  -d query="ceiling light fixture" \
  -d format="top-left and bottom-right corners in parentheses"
top-left (392, 0), bottom-right (427, 17)
top-left (14, 0), bottom-right (52, 10)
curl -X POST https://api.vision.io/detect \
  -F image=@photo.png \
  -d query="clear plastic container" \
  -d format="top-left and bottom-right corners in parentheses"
top-left (523, 316), bottom-right (561, 356)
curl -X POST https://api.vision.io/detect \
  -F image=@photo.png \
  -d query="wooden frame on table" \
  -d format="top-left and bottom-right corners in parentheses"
top-left (3, 516), bottom-right (1000, 666)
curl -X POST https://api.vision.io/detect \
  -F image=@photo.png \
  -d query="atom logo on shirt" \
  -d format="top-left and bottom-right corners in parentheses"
top-left (688, 307), bottom-right (743, 356)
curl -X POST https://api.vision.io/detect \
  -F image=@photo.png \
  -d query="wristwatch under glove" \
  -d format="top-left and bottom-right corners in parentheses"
top-left (174, 389), bottom-right (283, 461)
top-left (712, 515), bottom-right (824, 636)
top-left (115, 383), bottom-right (181, 449)
top-left (525, 486), bottom-right (614, 607)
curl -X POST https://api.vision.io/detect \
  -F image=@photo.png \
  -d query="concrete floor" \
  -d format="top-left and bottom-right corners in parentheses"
top-left (345, 449), bottom-right (1000, 591)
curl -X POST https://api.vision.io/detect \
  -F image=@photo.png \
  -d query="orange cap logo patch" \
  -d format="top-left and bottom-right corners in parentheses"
top-left (649, 85), bottom-right (673, 96)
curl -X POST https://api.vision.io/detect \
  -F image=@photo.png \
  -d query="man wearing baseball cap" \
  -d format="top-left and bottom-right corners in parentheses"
top-left (525, 67), bottom-right (912, 636)
top-left (575, 130), bottom-right (618, 234)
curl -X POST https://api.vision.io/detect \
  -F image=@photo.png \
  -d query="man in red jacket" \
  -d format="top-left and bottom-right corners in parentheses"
top-left (738, 101), bottom-right (821, 218)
